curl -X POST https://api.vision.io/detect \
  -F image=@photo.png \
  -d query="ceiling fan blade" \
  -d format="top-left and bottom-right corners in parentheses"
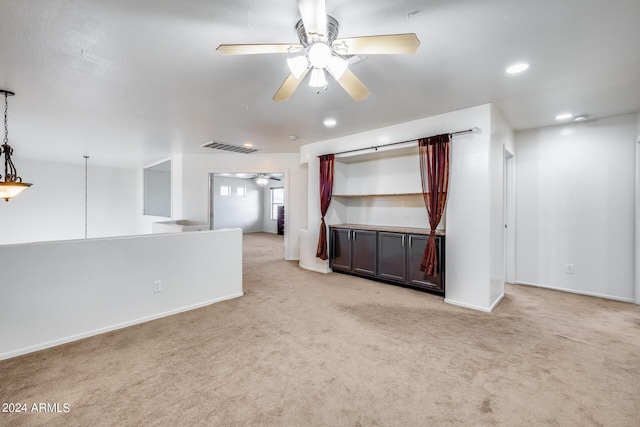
top-left (327, 68), bottom-right (370, 102)
top-left (273, 68), bottom-right (310, 101)
top-left (298, 0), bottom-right (327, 39)
top-left (333, 34), bottom-right (420, 55)
top-left (216, 43), bottom-right (303, 55)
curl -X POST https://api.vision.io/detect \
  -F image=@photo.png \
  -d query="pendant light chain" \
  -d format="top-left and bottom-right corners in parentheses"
top-left (1, 93), bottom-right (5, 181)
top-left (0, 88), bottom-right (32, 201)
top-left (3, 92), bottom-right (8, 145)
top-left (84, 155), bottom-right (89, 238)
top-left (2, 91), bottom-right (18, 183)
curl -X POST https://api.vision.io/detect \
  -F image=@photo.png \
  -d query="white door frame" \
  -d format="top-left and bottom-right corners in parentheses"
top-left (504, 147), bottom-right (516, 284)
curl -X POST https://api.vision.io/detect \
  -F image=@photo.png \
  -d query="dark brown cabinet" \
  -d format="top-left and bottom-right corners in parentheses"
top-left (330, 225), bottom-right (445, 296)
top-left (329, 228), bottom-right (377, 277)
top-left (377, 232), bottom-right (407, 283)
top-left (407, 234), bottom-right (444, 292)
top-left (352, 230), bottom-right (377, 277)
top-left (330, 228), bottom-right (351, 271)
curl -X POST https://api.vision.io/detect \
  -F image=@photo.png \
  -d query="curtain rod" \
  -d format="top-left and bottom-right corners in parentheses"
top-left (324, 127), bottom-right (482, 157)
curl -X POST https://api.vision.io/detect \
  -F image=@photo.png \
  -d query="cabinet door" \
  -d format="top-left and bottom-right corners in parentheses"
top-left (377, 232), bottom-right (407, 283)
top-left (407, 235), bottom-right (444, 292)
top-left (329, 228), bottom-right (352, 271)
top-left (352, 230), bottom-right (377, 277)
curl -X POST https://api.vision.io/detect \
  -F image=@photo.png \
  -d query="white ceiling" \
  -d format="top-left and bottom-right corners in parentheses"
top-left (1, 0), bottom-right (639, 168)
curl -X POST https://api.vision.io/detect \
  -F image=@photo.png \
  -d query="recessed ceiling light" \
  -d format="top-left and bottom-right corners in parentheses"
top-left (574, 115), bottom-right (589, 122)
top-left (243, 142), bottom-right (253, 147)
top-left (555, 113), bottom-right (573, 121)
top-left (323, 118), bottom-right (337, 128)
top-left (289, 135), bottom-right (298, 141)
top-left (506, 63), bottom-right (529, 74)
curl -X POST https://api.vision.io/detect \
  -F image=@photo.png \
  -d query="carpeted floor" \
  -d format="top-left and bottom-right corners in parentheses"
top-left (1, 232), bottom-right (639, 426)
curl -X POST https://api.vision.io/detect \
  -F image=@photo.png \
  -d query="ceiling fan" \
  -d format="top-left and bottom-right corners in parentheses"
top-left (234, 173), bottom-right (282, 185)
top-left (216, 0), bottom-right (420, 102)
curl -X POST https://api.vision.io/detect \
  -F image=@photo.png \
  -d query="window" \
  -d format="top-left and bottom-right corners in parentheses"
top-left (271, 187), bottom-right (284, 220)
top-left (236, 186), bottom-right (246, 197)
top-left (220, 185), bottom-right (231, 196)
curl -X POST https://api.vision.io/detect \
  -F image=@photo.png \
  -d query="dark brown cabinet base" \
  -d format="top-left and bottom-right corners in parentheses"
top-left (329, 225), bottom-right (445, 296)
top-left (329, 228), bottom-right (377, 278)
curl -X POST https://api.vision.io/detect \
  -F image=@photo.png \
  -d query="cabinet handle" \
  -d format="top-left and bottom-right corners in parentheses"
top-left (353, 231), bottom-right (356, 241)
top-left (402, 235), bottom-right (405, 247)
top-left (348, 230), bottom-right (352, 240)
top-left (409, 235), bottom-right (412, 248)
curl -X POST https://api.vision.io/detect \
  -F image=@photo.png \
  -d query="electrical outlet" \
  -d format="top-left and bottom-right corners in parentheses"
top-left (566, 264), bottom-right (574, 274)
top-left (153, 280), bottom-right (162, 293)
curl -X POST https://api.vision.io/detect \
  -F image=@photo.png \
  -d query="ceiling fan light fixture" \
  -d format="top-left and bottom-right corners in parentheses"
top-left (308, 42), bottom-right (332, 68)
top-left (287, 55), bottom-right (309, 78)
top-left (0, 89), bottom-right (32, 202)
top-left (256, 177), bottom-right (269, 185)
top-left (327, 55), bottom-right (348, 79)
top-left (309, 68), bottom-right (328, 88)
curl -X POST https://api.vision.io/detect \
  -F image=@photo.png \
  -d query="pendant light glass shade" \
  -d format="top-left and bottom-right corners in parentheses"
top-left (327, 55), bottom-right (348, 79)
top-left (287, 56), bottom-right (309, 79)
top-left (308, 43), bottom-right (332, 68)
top-left (0, 182), bottom-right (31, 202)
top-left (309, 68), bottom-right (328, 88)
top-left (1, 90), bottom-right (32, 202)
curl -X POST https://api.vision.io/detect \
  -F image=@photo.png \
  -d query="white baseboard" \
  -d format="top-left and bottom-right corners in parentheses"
top-left (514, 281), bottom-right (635, 303)
top-left (489, 293), bottom-right (505, 311)
top-left (298, 261), bottom-right (330, 274)
top-left (444, 298), bottom-right (493, 313)
top-left (0, 292), bottom-right (244, 361)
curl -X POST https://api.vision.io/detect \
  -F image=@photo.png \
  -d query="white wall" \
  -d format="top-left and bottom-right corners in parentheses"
top-left (0, 159), bottom-right (139, 245)
top-left (635, 113), bottom-right (640, 304)
top-left (444, 107), bottom-right (493, 311)
top-left (488, 106), bottom-right (515, 308)
top-left (300, 104), bottom-right (500, 312)
top-left (179, 153), bottom-right (305, 260)
top-left (0, 229), bottom-right (243, 360)
top-left (515, 114), bottom-right (636, 302)
top-left (212, 176), bottom-right (264, 232)
top-left (144, 167), bottom-right (171, 217)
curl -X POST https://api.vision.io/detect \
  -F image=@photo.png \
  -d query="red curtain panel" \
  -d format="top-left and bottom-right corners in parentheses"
top-left (418, 134), bottom-right (450, 276)
top-left (316, 154), bottom-right (335, 260)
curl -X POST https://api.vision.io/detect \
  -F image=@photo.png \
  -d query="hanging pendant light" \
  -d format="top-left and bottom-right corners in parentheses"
top-left (309, 68), bottom-right (328, 88)
top-left (0, 90), bottom-right (32, 202)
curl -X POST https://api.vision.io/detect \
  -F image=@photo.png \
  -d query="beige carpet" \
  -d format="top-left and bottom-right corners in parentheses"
top-left (1, 232), bottom-right (639, 426)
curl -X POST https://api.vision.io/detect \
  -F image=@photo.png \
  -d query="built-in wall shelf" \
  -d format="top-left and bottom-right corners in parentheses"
top-left (333, 193), bottom-right (422, 198)
top-left (334, 143), bottom-right (418, 164)
top-left (328, 143), bottom-right (443, 230)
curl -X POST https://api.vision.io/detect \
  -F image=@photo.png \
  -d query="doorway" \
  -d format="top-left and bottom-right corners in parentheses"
top-left (209, 172), bottom-right (285, 234)
top-left (504, 148), bottom-right (515, 284)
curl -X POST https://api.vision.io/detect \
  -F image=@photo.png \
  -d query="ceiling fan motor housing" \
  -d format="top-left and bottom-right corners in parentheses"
top-left (295, 15), bottom-right (339, 47)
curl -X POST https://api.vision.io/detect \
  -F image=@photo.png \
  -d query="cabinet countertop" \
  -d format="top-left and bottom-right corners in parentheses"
top-left (329, 224), bottom-right (445, 236)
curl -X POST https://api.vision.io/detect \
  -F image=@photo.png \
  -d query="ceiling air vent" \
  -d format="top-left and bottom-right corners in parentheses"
top-left (339, 54), bottom-right (367, 67)
top-left (201, 141), bottom-right (258, 154)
